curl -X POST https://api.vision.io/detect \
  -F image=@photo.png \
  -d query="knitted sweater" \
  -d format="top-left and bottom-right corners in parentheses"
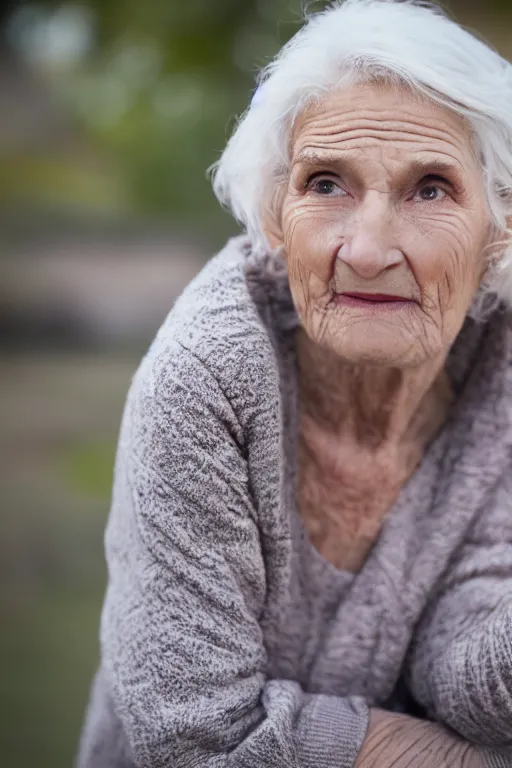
top-left (78, 236), bottom-right (512, 768)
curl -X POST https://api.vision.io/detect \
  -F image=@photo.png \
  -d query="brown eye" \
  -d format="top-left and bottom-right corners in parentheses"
top-left (315, 179), bottom-right (338, 195)
top-left (308, 176), bottom-right (347, 196)
top-left (414, 183), bottom-right (447, 203)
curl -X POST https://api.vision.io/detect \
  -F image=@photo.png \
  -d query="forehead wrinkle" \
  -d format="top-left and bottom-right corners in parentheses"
top-left (294, 123), bottom-right (470, 159)
top-left (292, 145), bottom-right (470, 184)
top-left (300, 114), bottom-right (466, 142)
top-left (294, 98), bottom-right (473, 158)
top-left (300, 84), bottom-right (469, 132)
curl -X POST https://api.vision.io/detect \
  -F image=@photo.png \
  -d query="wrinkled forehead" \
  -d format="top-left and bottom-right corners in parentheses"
top-left (290, 81), bottom-right (479, 174)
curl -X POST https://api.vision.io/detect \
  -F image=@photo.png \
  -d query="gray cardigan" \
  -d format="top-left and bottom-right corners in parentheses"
top-left (78, 236), bottom-right (512, 767)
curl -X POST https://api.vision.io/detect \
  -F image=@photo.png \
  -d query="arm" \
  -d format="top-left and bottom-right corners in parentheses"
top-left (100, 339), bottom-right (369, 768)
top-left (355, 710), bottom-right (510, 768)
top-left (406, 469), bottom-right (512, 753)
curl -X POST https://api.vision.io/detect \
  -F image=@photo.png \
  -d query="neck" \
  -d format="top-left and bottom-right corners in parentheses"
top-left (296, 329), bottom-right (452, 449)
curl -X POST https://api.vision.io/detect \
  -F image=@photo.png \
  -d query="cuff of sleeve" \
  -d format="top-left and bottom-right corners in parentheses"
top-left (485, 754), bottom-right (512, 768)
top-left (297, 695), bottom-right (369, 768)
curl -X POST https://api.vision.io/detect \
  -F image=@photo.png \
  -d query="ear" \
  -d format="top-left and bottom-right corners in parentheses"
top-left (485, 219), bottom-right (512, 270)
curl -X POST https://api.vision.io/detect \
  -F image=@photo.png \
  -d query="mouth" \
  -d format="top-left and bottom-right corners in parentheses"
top-left (334, 292), bottom-right (416, 310)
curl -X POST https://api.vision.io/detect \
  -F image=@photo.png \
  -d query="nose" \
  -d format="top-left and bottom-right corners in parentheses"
top-left (337, 195), bottom-right (404, 280)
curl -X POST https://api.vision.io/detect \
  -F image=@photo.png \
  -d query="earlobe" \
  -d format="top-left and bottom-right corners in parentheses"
top-left (485, 221), bottom-right (512, 270)
top-left (505, 217), bottom-right (512, 245)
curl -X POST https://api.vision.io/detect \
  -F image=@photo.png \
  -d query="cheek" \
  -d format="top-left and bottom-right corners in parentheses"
top-left (404, 211), bottom-right (486, 309)
top-left (282, 199), bottom-right (344, 285)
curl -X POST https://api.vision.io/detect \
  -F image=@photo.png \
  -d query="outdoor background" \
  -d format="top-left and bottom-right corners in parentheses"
top-left (0, 1), bottom-right (511, 766)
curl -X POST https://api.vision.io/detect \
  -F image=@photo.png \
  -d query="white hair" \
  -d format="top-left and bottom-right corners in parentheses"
top-left (212, 0), bottom-right (512, 305)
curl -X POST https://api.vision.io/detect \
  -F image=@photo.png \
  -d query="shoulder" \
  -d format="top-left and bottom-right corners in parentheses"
top-left (130, 236), bottom-right (291, 434)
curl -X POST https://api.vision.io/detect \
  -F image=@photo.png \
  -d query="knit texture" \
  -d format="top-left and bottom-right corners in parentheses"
top-left (78, 236), bottom-right (512, 767)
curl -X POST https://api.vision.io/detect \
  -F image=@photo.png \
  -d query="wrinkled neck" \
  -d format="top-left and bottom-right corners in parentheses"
top-left (296, 327), bottom-right (453, 449)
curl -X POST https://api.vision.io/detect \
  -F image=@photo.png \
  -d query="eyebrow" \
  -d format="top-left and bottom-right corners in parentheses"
top-left (293, 151), bottom-right (464, 187)
top-left (406, 158), bottom-right (463, 182)
top-left (293, 151), bottom-right (346, 170)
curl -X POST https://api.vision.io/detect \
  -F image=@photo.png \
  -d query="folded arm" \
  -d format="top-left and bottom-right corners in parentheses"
top-left (406, 471), bottom-right (512, 753)
top-left (98, 341), bottom-right (370, 768)
top-left (94, 338), bottom-right (511, 767)
top-left (355, 709), bottom-right (509, 767)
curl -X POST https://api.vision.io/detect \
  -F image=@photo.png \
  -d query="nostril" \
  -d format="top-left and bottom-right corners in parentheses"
top-left (336, 243), bottom-right (348, 261)
top-left (387, 248), bottom-right (405, 267)
top-left (336, 240), bottom-right (404, 279)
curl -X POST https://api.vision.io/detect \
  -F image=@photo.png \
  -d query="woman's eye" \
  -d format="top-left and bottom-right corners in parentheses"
top-left (310, 178), bottom-right (345, 196)
top-left (414, 184), bottom-right (447, 202)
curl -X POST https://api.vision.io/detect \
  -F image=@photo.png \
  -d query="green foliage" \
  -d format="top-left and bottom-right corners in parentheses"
top-left (4, 0), bottom-right (314, 234)
top-left (0, 588), bottom-right (104, 768)
top-left (60, 440), bottom-right (116, 500)
top-left (6, 0), bottom-right (510, 235)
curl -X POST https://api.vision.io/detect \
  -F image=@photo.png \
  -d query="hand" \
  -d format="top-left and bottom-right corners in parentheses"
top-left (354, 709), bottom-right (506, 768)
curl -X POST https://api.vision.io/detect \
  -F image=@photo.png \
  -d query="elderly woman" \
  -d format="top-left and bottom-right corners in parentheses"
top-left (79, 1), bottom-right (512, 766)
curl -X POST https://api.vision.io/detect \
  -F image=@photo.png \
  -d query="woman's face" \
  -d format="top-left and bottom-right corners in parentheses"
top-left (268, 82), bottom-right (493, 367)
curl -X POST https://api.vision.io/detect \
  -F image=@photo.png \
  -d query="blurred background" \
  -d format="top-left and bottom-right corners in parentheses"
top-left (0, 0), bottom-right (511, 765)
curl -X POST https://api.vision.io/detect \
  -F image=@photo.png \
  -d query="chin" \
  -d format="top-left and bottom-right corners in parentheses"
top-left (326, 332), bottom-right (424, 368)
top-left (340, 347), bottom-right (411, 367)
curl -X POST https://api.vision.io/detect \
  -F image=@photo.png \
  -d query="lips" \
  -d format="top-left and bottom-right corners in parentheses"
top-left (334, 292), bottom-right (416, 311)
top-left (340, 292), bottom-right (411, 303)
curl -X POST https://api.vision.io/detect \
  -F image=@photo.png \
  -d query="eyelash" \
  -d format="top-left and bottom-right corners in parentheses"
top-left (413, 175), bottom-right (453, 200)
top-left (305, 173), bottom-right (454, 200)
top-left (306, 174), bottom-right (343, 194)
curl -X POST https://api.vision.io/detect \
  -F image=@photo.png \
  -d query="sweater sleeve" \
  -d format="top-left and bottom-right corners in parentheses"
top-left (406, 467), bottom-right (512, 753)
top-left (99, 339), bottom-right (369, 768)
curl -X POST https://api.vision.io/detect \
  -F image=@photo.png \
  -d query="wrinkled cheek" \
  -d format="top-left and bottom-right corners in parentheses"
top-left (414, 246), bottom-right (482, 348)
top-left (283, 210), bottom-right (339, 291)
top-left (286, 261), bottom-right (322, 322)
top-left (418, 219), bottom-right (484, 310)
top-left (438, 249), bottom-right (479, 317)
